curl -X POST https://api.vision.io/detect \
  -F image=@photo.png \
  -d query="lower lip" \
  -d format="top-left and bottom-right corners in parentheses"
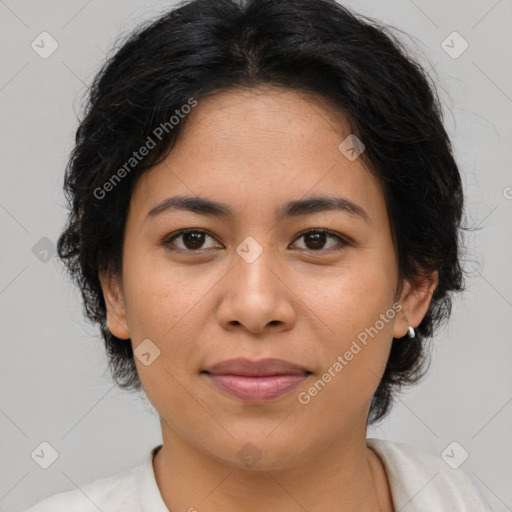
top-left (204, 373), bottom-right (309, 402)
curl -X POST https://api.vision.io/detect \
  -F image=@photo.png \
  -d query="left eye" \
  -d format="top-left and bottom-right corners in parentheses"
top-left (162, 229), bottom-right (348, 252)
top-left (291, 230), bottom-right (348, 252)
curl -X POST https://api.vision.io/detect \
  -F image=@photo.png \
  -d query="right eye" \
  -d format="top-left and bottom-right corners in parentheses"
top-left (162, 229), bottom-right (223, 252)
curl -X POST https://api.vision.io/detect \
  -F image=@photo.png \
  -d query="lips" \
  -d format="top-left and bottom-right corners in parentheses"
top-left (201, 358), bottom-right (311, 402)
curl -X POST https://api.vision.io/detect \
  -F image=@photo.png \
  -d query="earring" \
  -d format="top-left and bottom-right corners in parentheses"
top-left (408, 326), bottom-right (415, 338)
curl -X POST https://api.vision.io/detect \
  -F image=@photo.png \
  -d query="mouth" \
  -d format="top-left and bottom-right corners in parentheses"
top-left (200, 357), bottom-right (312, 403)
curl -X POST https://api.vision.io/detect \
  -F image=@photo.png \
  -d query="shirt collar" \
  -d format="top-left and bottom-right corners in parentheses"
top-left (137, 444), bottom-right (169, 511)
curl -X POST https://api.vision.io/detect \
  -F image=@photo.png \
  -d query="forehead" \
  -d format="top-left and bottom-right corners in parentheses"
top-left (129, 86), bottom-right (387, 228)
top-left (177, 86), bottom-right (354, 162)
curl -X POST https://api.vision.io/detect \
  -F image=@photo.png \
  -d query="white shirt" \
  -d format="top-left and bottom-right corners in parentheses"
top-left (22, 438), bottom-right (491, 511)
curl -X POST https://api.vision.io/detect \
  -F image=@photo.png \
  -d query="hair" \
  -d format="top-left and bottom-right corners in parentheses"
top-left (57, 0), bottom-right (466, 424)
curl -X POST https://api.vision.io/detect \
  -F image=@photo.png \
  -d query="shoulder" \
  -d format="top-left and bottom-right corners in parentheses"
top-left (21, 463), bottom-right (144, 512)
top-left (366, 437), bottom-right (491, 511)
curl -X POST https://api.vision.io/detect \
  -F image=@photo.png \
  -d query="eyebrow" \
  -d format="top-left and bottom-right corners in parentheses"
top-left (145, 195), bottom-right (371, 224)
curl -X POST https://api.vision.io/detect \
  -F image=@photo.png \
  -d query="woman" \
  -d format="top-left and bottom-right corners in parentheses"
top-left (24, 0), bottom-right (490, 510)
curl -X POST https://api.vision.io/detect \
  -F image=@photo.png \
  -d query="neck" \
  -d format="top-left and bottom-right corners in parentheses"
top-left (153, 418), bottom-right (393, 512)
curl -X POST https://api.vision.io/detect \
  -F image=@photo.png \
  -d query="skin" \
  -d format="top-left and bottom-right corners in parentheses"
top-left (100, 86), bottom-right (438, 512)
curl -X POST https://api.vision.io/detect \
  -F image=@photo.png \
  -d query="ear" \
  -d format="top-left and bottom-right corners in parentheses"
top-left (393, 269), bottom-right (439, 339)
top-left (98, 268), bottom-right (131, 339)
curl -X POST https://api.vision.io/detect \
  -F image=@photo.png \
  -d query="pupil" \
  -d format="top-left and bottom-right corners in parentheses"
top-left (184, 232), bottom-right (204, 249)
top-left (306, 232), bottom-right (325, 250)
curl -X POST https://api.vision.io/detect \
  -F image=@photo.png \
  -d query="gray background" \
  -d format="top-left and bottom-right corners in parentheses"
top-left (1, 0), bottom-right (511, 510)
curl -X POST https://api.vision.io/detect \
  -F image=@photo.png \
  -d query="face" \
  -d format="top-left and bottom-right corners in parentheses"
top-left (101, 86), bottom-right (436, 470)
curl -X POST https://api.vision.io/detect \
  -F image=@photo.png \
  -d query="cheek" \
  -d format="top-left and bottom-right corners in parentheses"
top-left (310, 257), bottom-right (397, 340)
top-left (123, 248), bottom-right (216, 338)
top-left (297, 262), bottom-right (396, 413)
top-left (122, 254), bottom-right (212, 412)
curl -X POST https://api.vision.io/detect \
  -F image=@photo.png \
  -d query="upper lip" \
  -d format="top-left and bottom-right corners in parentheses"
top-left (202, 358), bottom-right (310, 377)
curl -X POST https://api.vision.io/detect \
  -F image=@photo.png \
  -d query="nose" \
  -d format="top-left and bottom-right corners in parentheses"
top-left (216, 242), bottom-right (296, 335)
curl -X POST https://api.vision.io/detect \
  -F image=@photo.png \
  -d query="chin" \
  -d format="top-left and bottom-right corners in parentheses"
top-left (207, 435), bottom-right (309, 472)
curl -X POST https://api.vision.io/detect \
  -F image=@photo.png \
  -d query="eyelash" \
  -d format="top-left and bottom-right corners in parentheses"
top-left (162, 228), bottom-right (349, 254)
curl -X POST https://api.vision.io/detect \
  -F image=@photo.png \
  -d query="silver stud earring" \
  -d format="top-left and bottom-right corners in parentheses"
top-left (408, 326), bottom-right (415, 338)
